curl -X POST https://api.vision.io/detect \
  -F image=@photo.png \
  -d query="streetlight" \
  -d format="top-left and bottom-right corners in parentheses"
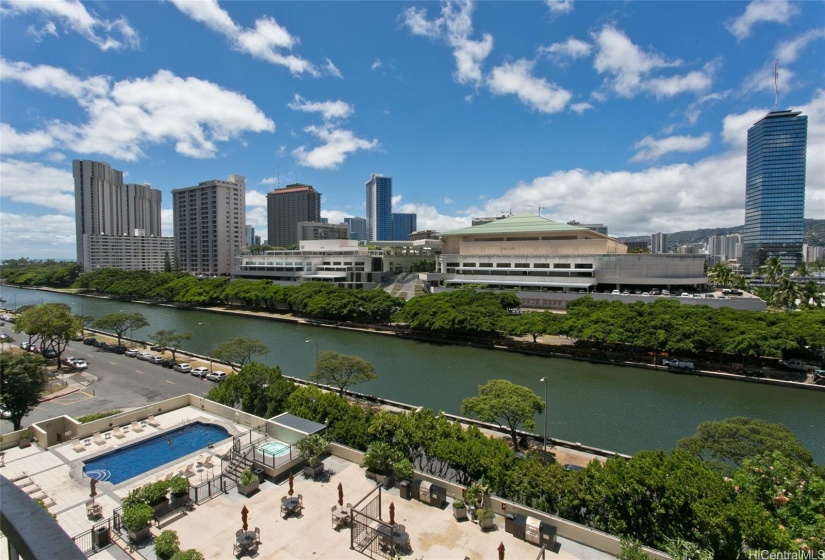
top-left (539, 376), bottom-right (548, 464)
top-left (305, 339), bottom-right (319, 361)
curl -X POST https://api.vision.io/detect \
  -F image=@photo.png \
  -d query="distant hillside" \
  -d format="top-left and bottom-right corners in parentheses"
top-left (619, 219), bottom-right (825, 246)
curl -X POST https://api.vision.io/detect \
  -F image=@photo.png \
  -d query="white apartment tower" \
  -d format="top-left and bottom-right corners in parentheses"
top-left (172, 175), bottom-right (246, 275)
top-left (651, 232), bottom-right (668, 254)
top-left (73, 159), bottom-right (171, 272)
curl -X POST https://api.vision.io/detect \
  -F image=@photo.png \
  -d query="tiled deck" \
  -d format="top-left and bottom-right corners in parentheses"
top-left (0, 407), bottom-right (613, 560)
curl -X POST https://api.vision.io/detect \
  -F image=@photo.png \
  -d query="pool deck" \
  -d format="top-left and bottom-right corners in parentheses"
top-left (0, 407), bottom-right (614, 560)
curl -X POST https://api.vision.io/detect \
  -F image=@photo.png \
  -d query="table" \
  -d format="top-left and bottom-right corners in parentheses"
top-left (236, 531), bottom-right (257, 553)
top-left (332, 507), bottom-right (350, 527)
top-left (283, 497), bottom-right (301, 516)
top-left (376, 524), bottom-right (410, 550)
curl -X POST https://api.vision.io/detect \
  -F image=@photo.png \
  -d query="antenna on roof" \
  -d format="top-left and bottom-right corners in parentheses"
top-left (774, 59), bottom-right (779, 111)
top-left (534, 205), bottom-right (545, 217)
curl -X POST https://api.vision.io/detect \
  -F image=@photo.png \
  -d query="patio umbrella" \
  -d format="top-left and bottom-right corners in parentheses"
top-left (241, 505), bottom-right (249, 532)
top-left (337, 482), bottom-right (343, 506)
top-left (288, 471), bottom-right (294, 497)
top-left (498, 542), bottom-right (505, 560)
top-left (90, 478), bottom-right (97, 505)
top-left (389, 502), bottom-right (395, 526)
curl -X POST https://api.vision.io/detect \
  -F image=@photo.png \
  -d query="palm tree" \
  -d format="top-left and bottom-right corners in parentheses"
top-left (758, 256), bottom-right (784, 286)
top-left (800, 281), bottom-right (824, 308)
top-left (772, 274), bottom-right (802, 311)
top-left (707, 263), bottom-right (733, 287)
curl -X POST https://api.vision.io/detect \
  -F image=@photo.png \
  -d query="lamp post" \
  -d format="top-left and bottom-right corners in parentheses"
top-left (305, 339), bottom-right (319, 361)
top-left (539, 376), bottom-right (548, 464)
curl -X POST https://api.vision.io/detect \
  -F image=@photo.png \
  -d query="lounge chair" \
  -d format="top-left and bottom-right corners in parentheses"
top-left (131, 421), bottom-right (144, 433)
top-left (146, 415), bottom-right (160, 427)
top-left (71, 438), bottom-right (85, 453)
top-left (254, 527), bottom-right (261, 544)
top-left (113, 426), bottom-right (126, 439)
top-left (183, 463), bottom-right (196, 477)
top-left (93, 432), bottom-right (106, 446)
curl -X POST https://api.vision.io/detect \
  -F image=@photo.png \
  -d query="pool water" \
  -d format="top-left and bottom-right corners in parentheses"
top-left (82, 422), bottom-right (230, 484)
top-left (259, 441), bottom-right (291, 457)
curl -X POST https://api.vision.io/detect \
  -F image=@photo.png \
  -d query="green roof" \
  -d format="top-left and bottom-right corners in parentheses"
top-left (441, 213), bottom-right (593, 236)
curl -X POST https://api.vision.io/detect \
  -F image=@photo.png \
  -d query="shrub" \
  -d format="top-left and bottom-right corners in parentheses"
top-left (363, 442), bottom-right (403, 476)
top-left (122, 503), bottom-right (154, 532)
top-left (452, 499), bottom-right (465, 509)
top-left (239, 468), bottom-right (257, 486)
top-left (35, 498), bottom-right (56, 520)
top-left (77, 410), bottom-right (122, 423)
top-left (17, 428), bottom-right (32, 441)
top-left (169, 476), bottom-right (189, 497)
top-left (463, 483), bottom-right (484, 508)
top-left (392, 458), bottom-right (414, 482)
top-left (170, 550), bottom-right (204, 560)
top-left (296, 434), bottom-right (329, 468)
top-left (475, 507), bottom-right (494, 521)
top-left (142, 480), bottom-right (170, 505)
top-left (154, 530), bottom-right (180, 560)
top-left (618, 538), bottom-right (649, 560)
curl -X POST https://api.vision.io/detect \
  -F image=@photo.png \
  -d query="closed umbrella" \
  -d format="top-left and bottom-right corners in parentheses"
top-left (242, 505), bottom-right (249, 532)
top-left (288, 471), bottom-right (294, 497)
top-left (389, 502), bottom-right (395, 526)
top-left (90, 478), bottom-right (97, 505)
top-left (337, 482), bottom-right (343, 507)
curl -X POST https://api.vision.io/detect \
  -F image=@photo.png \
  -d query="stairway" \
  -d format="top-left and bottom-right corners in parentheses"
top-left (222, 448), bottom-right (254, 483)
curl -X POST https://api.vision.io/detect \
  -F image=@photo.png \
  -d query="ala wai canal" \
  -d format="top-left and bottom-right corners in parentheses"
top-left (2, 285), bottom-right (823, 463)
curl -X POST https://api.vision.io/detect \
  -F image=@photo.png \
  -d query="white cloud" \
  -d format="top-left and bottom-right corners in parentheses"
top-left (402, 0), bottom-right (493, 87)
top-left (288, 94), bottom-right (354, 122)
top-left (325, 59), bottom-right (343, 79)
top-left (631, 133), bottom-right (712, 162)
top-left (26, 20), bottom-right (57, 42)
top-left (540, 37), bottom-right (592, 63)
top-left (488, 59), bottom-right (571, 114)
top-left (245, 206), bottom-right (267, 234)
top-left (721, 108), bottom-right (768, 149)
top-left (728, 0), bottom-right (798, 41)
top-left (0, 212), bottom-right (76, 259)
top-left (0, 158), bottom-right (74, 211)
top-left (371, 58), bottom-right (382, 71)
top-left (161, 208), bottom-right (173, 238)
top-left (592, 26), bottom-right (713, 99)
top-left (320, 210), bottom-right (354, 225)
top-left (1, 0), bottom-right (139, 51)
top-left (170, 0), bottom-right (317, 75)
top-left (545, 0), bottom-right (574, 15)
top-left (394, 201), bottom-right (471, 232)
top-left (246, 190), bottom-right (268, 207)
top-left (685, 91), bottom-right (729, 125)
top-left (743, 30), bottom-right (825, 95)
top-left (292, 124), bottom-right (378, 170)
top-left (1, 60), bottom-right (274, 160)
top-left (443, 197), bottom-right (455, 204)
top-left (260, 177), bottom-right (280, 186)
top-left (0, 123), bottom-right (55, 154)
top-left (570, 102), bottom-right (593, 114)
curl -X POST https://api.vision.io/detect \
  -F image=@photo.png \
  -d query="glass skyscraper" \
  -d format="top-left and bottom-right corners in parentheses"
top-left (366, 174), bottom-right (393, 241)
top-left (742, 110), bottom-right (807, 274)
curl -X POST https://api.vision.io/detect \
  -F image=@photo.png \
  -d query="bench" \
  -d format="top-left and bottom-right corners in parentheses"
top-left (153, 503), bottom-right (188, 528)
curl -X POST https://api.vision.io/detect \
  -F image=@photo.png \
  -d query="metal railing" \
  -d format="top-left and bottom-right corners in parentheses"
top-left (71, 516), bottom-right (117, 557)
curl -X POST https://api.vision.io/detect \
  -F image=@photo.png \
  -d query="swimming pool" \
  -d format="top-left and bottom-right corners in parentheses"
top-left (259, 441), bottom-right (291, 457)
top-left (82, 422), bottom-right (230, 484)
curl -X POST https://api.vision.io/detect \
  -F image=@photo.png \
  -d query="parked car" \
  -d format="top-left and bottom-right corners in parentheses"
top-left (42, 348), bottom-right (57, 359)
top-left (83, 338), bottom-right (97, 346)
top-left (173, 363), bottom-right (192, 373)
top-left (150, 344), bottom-right (165, 351)
top-left (111, 345), bottom-right (128, 354)
top-left (125, 349), bottom-right (139, 357)
top-left (147, 355), bottom-right (164, 364)
top-left (206, 371), bottom-right (227, 382)
top-left (161, 359), bottom-right (178, 369)
top-left (611, 289), bottom-right (620, 295)
top-left (0, 407), bottom-right (11, 420)
top-left (28, 345), bottom-right (41, 353)
top-left (72, 332), bottom-right (85, 341)
top-left (661, 290), bottom-right (670, 296)
top-left (19, 341), bottom-right (31, 350)
top-left (72, 360), bottom-right (88, 370)
top-left (191, 367), bottom-right (210, 378)
top-left (641, 292), bottom-right (650, 297)
top-left (136, 352), bottom-right (153, 361)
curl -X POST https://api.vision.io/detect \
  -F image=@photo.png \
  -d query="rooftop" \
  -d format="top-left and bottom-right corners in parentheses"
top-left (0, 405), bottom-right (620, 560)
top-left (441, 213), bottom-right (605, 237)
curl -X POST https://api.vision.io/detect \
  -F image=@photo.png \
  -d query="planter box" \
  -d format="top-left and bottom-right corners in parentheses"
top-left (127, 526), bottom-right (151, 544)
top-left (303, 463), bottom-right (324, 479)
top-left (151, 499), bottom-right (170, 516)
top-left (479, 516), bottom-right (495, 531)
top-left (238, 481), bottom-right (259, 497)
top-left (18, 438), bottom-right (32, 449)
top-left (453, 506), bottom-right (467, 521)
top-left (170, 494), bottom-right (188, 510)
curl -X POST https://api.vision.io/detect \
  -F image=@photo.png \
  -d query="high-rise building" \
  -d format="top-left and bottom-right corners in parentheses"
top-left (392, 213), bottom-right (417, 241)
top-left (73, 159), bottom-right (171, 272)
top-left (707, 234), bottom-right (743, 262)
top-left (245, 225), bottom-right (255, 248)
top-left (344, 217), bottom-right (367, 241)
top-left (298, 222), bottom-right (350, 242)
top-left (172, 175), bottom-right (246, 275)
top-left (742, 110), bottom-right (807, 273)
top-left (651, 232), bottom-right (668, 254)
top-left (366, 174), bottom-right (392, 241)
top-left (266, 184), bottom-right (321, 248)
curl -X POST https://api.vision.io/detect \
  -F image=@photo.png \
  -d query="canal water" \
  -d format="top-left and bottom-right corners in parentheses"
top-left (2, 286), bottom-right (823, 463)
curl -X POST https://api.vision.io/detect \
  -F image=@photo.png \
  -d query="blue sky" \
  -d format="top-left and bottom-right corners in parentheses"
top-left (1, 0), bottom-right (823, 260)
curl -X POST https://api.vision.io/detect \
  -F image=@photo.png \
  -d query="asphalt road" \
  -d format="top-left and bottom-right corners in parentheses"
top-left (2, 341), bottom-right (219, 429)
